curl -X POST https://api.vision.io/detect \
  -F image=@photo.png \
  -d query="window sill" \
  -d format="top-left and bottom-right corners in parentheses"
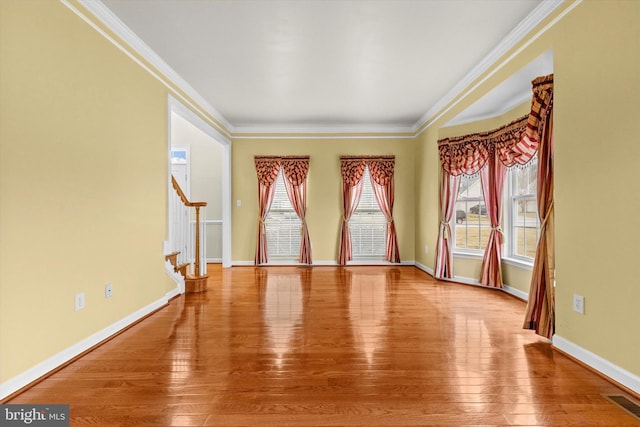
top-left (452, 251), bottom-right (484, 260)
top-left (452, 252), bottom-right (534, 270)
top-left (502, 257), bottom-right (534, 270)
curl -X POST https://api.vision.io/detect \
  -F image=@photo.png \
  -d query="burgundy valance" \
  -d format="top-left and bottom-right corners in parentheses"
top-left (437, 74), bottom-right (553, 176)
top-left (254, 156), bottom-right (281, 186)
top-left (340, 156), bottom-right (395, 187)
top-left (254, 156), bottom-right (310, 186)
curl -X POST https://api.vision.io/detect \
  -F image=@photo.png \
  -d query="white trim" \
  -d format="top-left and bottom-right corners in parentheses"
top-left (232, 260), bottom-right (255, 266)
top-left (414, 261), bottom-right (434, 276)
top-left (221, 142), bottom-right (232, 268)
top-left (232, 134), bottom-right (415, 140)
top-left (414, 261), bottom-right (527, 300)
top-left (233, 125), bottom-right (415, 135)
top-left (503, 284), bottom-right (529, 301)
top-left (168, 95), bottom-right (233, 269)
top-left (61, 0), bottom-right (232, 140)
top-left (168, 95), bottom-right (230, 145)
top-left (164, 259), bottom-right (185, 294)
top-left (232, 260), bottom-right (415, 267)
top-left (63, 0), bottom-right (577, 137)
top-left (312, 260), bottom-right (340, 266)
top-left (204, 219), bottom-right (224, 224)
top-left (452, 251), bottom-right (484, 260)
top-left (553, 335), bottom-right (640, 395)
top-left (502, 257), bottom-right (534, 270)
top-left (0, 296), bottom-right (169, 400)
top-left (416, 0), bottom-right (580, 136)
top-left (442, 90), bottom-right (533, 128)
top-left (73, 0), bottom-right (234, 133)
top-left (165, 286), bottom-right (181, 301)
top-left (348, 260), bottom-right (415, 266)
top-left (414, 0), bottom-right (564, 133)
top-left (206, 258), bottom-right (223, 263)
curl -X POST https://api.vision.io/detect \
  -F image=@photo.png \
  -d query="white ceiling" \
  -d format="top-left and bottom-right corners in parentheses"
top-left (99, 0), bottom-right (550, 132)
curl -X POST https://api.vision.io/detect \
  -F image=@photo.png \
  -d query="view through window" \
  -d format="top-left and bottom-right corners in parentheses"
top-left (265, 170), bottom-right (301, 258)
top-left (454, 175), bottom-right (489, 252)
top-left (350, 166), bottom-right (386, 259)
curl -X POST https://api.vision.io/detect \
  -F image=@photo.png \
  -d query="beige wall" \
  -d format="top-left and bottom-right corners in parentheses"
top-left (2, 0), bottom-right (638, 395)
top-left (0, 0), bottom-right (172, 383)
top-left (232, 138), bottom-right (415, 263)
top-left (415, 0), bottom-right (640, 377)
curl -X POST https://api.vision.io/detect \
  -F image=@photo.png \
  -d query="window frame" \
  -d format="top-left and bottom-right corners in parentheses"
top-left (349, 166), bottom-right (387, 260)
top-left (264, 169), bottom-right (302, 260)
top-left (452, 174), bottom-right (490, 257)
top-left (503, 159), bottom-right (540, 268)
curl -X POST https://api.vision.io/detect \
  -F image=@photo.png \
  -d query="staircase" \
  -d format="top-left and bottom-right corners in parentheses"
top-left (165, 176), bottom-right (209, 293)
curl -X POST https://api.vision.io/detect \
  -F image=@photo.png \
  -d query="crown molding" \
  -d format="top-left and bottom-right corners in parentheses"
top-left (233, 123), bottom-right (415, 140)
top-left (66, 0), bottom-right (575, 139)
top-left (71, 0), bottom-right (234, 136)
top-left (441, 89), bottom-right (532, 128)
top-left (412, 0), bottom-right (566, 134)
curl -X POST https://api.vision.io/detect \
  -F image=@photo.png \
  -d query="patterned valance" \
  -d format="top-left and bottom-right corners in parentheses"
top-left (340, 156), bottom-right (395, 187)
top-left (437, 74), bottom-right (553, 176)
top-left (254, 156), bottom-right (281, 186)
top-left (281, 156), bottom-right (310, 186)
top-left (254, 156), bottom-right (310, 186)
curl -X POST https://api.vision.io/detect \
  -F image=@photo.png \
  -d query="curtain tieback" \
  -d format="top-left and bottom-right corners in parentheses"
top-left (491, 226), bottom-right (504, 239)
top-left (440, 221), bottom-right (451, 239)
top-left (259, 219), bottom-right (267, 235)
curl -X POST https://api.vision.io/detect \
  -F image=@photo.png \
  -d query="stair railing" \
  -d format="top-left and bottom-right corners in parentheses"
top-left (169, 176), bottom-right (207, 278)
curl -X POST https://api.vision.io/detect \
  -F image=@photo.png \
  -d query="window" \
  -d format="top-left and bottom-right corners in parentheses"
top-left (454, 175), bottom-right (490, 253)
top-left (350, 166), bottom-right (386, 259)
top-left (506, 158), bottom-right (540, 261)
top-left (264, 170), bottom-right (301, 258)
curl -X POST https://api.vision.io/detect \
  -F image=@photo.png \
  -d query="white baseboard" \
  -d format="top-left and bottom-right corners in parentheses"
top-left (233, 260), bottom-right (416, 267)
top-left (232, 260), bottom-right (255, 266)
top-left (0, 296), bottom-right (169, 400)
top-left (503, 284), bottom-right (529, 301)
top-left (164, 259), bottom-right (185, 294)
top-left (414, 261), bottom-right (528, 301)
top-left (414, 261), bottom-right (434, 275)
top-left (553, 335), bottom-right (640, 395)
top-left (165, 287), bottom-right (180, 300)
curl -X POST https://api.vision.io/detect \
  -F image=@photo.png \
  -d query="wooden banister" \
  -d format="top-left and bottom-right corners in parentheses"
top-left (171, 176), bottom-right (207, 207)
top-left (170, 175), bottom-right (208, 292)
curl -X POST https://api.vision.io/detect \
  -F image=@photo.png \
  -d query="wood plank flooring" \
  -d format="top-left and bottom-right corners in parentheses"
top-left (7, 266), bottom-right (639, 426)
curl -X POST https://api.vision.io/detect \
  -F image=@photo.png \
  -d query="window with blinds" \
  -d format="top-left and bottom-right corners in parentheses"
top-left (350, 166), bottom-right (387, 259)
top-left (265, 170), bottom-right (301, 258)
top-left (507, 157), bottom-right (540, 261)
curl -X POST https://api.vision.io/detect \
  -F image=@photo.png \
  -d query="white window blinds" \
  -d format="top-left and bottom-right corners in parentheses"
top-left (350, 166), bottom-right (386, 259)
top-left (265, 170), bottom-right (301, 258)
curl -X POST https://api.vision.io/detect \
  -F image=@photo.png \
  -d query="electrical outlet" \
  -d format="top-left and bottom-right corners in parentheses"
top-left (75, 292), bottom-right (85, 311)
top-left (236, 199), bottom-right (242, 207)
top-left (425, 245), bottom-right (429, 254)
top-left (105, 282), bottom-right (113, 299)
top-left (573, 294), bottom-right (584, 314)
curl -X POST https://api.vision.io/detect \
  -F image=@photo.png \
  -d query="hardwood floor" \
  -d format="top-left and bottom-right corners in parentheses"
top-left (7, 266), bottom-right (639, 426)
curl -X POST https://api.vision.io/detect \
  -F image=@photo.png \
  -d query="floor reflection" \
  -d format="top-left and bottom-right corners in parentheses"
top-left (168, 291), bottom-right (209, 382)
top-left (261, 270), bottom-right (304, 368)
top-left (347, 270), bottom-right (388, 365)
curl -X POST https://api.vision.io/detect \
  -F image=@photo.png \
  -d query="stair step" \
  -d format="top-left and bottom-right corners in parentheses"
top-left (174, 262), bottom-right (190, 276)
top-left (164, 251), bottom-right (180, 267)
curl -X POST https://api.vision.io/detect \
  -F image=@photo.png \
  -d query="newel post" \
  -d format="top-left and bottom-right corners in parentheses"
top-left (194, 205), bottom-right (201, 276)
